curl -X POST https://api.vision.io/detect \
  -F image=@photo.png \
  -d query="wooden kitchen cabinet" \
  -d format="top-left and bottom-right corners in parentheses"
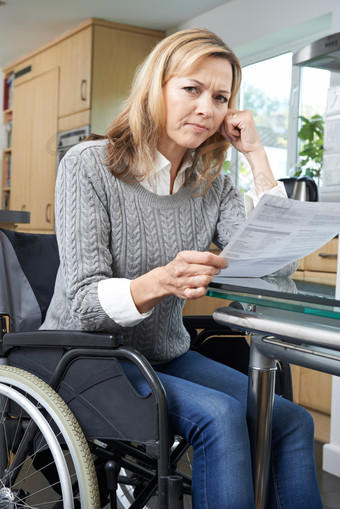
top-left (293, 237), bottom-right (338, 285)
top-left (291, 236), bottom-right (338, 414)
top-left (57, 20), bottom-right (164, 133)
top-left (58, 27), bottom-right (92, 118)
top-left (10, 68), bottom-right (59, 231)
top-left (1, 19), bottom-right (164, 232)
top-left (293, 367), bottom-right (332, 414)
top-left (90, 24), bottom-right (164, 135)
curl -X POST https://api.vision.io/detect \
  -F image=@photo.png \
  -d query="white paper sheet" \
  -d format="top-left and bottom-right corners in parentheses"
top-left (219, 194), bottom-right (340, 278)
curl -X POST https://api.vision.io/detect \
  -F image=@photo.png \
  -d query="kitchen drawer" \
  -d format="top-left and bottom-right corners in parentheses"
top-left (303, 271), bottom-right (337, 286)
top-left (304, 237), bottom-right (338, 273)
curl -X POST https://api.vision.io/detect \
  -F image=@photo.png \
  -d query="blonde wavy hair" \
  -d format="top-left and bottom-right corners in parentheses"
top-left (106, 28), bottom-right (242, 192)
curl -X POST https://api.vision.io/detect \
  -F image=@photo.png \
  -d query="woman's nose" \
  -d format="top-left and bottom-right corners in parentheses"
top-left (196, 94), bottom-right (213, 118)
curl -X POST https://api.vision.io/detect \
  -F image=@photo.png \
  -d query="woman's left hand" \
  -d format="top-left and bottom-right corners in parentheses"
top-left (219, 109), bottom-right (263, 155)
top-left (220, 109), bottom-right (278, 195)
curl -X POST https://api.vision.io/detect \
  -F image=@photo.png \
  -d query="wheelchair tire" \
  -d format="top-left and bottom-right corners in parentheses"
top-left (0, 366), bottom-right (100, 508)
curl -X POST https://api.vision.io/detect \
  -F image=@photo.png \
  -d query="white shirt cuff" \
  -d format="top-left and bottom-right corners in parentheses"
top-left (244, 181), bottom-right (287, 216)
top-left (98, 278), bottom-right (153, 327)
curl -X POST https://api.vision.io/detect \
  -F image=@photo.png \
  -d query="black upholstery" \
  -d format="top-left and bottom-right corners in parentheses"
top-left (0, 229), bottom-right (59, 322)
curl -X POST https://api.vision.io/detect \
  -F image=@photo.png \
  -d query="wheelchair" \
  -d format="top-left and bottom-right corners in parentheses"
top-left (0, 227), bottom-right (293, 508)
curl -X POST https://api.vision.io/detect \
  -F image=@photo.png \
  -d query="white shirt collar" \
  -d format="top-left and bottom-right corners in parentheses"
top-left (140, 151), bottom-right (192, 196)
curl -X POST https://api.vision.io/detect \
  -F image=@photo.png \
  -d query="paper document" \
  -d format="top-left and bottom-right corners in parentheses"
top-left (219, 194), bottom-right (340, 278)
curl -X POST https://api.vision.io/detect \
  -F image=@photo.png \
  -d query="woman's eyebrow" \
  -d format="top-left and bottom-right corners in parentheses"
top-left (186, 78), bottom-right (230, 95)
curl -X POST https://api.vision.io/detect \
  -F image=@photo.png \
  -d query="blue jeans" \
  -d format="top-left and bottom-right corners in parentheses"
top-left (123, 350), bottom-right (322, 509)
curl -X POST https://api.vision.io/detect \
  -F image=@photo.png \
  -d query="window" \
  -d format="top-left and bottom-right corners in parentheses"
top-left (235, 53), bottom-right (292, 192)
top-left (231, 54), bottom-right (331, 193)
top-left (296, 66), bottom-right (330, 178)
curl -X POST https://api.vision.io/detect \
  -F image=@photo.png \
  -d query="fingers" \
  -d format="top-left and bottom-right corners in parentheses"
top-left (221, 109), bottom-right (249, 134)
top-left (166, 251), bottom-right (227, 276)
top-left (163, 251), bottom-right (228, 300)
top-left (220, 110), bottom-right (244, 144)
top-left (183, 286), bottom-right (209, 300)
top-left (220, 109), bottom-right (262, 153)
top-left (177, 250), bottom-right (227, 268)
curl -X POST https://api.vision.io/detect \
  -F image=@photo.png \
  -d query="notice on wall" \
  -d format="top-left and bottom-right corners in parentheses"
top-left (218, 194), bottom-right (340, 278)
top-left (321, 86), bottom-right (340, 203)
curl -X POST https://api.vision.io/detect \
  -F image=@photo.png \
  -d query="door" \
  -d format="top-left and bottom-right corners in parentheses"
top-left (10, 78), bottom-right (33, 216)
top-left (11, 68), bottom-right (59, 231)
top-left (91, 25), bottom-right (163, 134)
top-left (58, 27), bottom-right (92, 118)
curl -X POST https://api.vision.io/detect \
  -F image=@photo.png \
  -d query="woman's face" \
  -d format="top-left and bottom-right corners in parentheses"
top-left (158, 56), bottom-right (233, 161)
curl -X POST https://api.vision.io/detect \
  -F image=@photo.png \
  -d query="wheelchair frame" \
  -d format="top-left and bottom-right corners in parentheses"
top-left (0, 227), bottom-right (293, 508)
top-left (0, 319), bottom-right (190, 508)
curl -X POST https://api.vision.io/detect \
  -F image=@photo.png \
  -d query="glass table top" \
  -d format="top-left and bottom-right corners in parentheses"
top-left (207, 276), bottom-right (340, 321)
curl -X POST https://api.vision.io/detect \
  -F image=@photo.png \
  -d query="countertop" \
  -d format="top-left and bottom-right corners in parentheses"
top-left (0, 210), bottom-right (30, 223)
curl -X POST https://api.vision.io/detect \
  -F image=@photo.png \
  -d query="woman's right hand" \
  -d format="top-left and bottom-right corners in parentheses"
top-left (130, 250), bottom-right (227, 314)
top-left (161, 250), bottom-right (227, 299)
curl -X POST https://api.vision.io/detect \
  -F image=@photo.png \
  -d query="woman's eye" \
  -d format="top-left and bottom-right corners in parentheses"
top-left (215, 95), bottom-right (228, 104)
top-left (184, 86), bottom-right (198, 94)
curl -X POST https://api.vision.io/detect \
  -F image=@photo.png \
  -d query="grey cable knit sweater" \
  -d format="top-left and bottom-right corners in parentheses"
top-left (41, 139), bottom-right (248, 362)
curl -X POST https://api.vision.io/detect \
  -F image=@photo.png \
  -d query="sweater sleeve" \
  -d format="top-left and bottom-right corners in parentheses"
top-left (54, 143), bottom-right (128, 330)
top-left (212, 174), bottom-right (247, 251)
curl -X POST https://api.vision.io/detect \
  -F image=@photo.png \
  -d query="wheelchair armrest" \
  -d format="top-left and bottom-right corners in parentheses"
top-left (2, 329), bottom-right (123, 351)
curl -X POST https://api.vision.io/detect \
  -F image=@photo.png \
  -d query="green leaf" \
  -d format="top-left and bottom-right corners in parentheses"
top-left (297, 113), bottom-right (324, 178)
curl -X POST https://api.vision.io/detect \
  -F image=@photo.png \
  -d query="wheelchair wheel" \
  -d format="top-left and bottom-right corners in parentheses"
top-left (0, 366), bottom-right (100, 508)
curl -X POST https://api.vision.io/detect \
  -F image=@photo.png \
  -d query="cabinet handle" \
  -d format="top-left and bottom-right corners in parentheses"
top-left (45, 203), bottom-right (52, 223)
top-left (80, 79), bottom-right (87, 101)
top-left (318, 253), bottom-right (337, 259)
top-left (21, 204), bottom-right (26, 211)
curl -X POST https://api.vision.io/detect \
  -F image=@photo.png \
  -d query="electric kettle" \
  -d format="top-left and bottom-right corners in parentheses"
top-left (278, 176), bottom-right (318, 202)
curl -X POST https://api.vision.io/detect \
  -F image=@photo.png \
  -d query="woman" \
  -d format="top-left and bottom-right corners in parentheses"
top-left (42, 28), bottom-right (322, 508)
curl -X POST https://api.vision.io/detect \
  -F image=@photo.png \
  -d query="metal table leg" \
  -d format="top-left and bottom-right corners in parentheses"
top-left (212, 304), bottom-right (340, 508)
top-left (247, 334), bottom-right (277, 509)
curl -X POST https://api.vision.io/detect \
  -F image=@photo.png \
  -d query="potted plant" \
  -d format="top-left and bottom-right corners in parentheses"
top-left (294, 114), bottom-right (324, 179)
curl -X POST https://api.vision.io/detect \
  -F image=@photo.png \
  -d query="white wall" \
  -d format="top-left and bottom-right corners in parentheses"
top-left (170, 0), bottom-right (340, 65)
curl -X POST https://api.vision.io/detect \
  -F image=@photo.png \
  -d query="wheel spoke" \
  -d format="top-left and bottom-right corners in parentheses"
top-left (0, 366), bottom-right (100, 508)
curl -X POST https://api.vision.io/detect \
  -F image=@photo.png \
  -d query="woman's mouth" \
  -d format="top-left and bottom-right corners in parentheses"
top-left (187, 123), bottom-right (208, 133)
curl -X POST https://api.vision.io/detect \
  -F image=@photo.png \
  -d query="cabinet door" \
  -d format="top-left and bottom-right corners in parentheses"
top-left (58, 27), bottom-right (92, 118)
top-left (11, 68), bottom-right (59, 231)
top-left (11, 80), bottom-right (33, 215)
top-left (304, 237), bottom-right (338, 273)
top-left (296, 367), bottom-right (332, 414)
top-left (91, 26), bottom-right (163, 134)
